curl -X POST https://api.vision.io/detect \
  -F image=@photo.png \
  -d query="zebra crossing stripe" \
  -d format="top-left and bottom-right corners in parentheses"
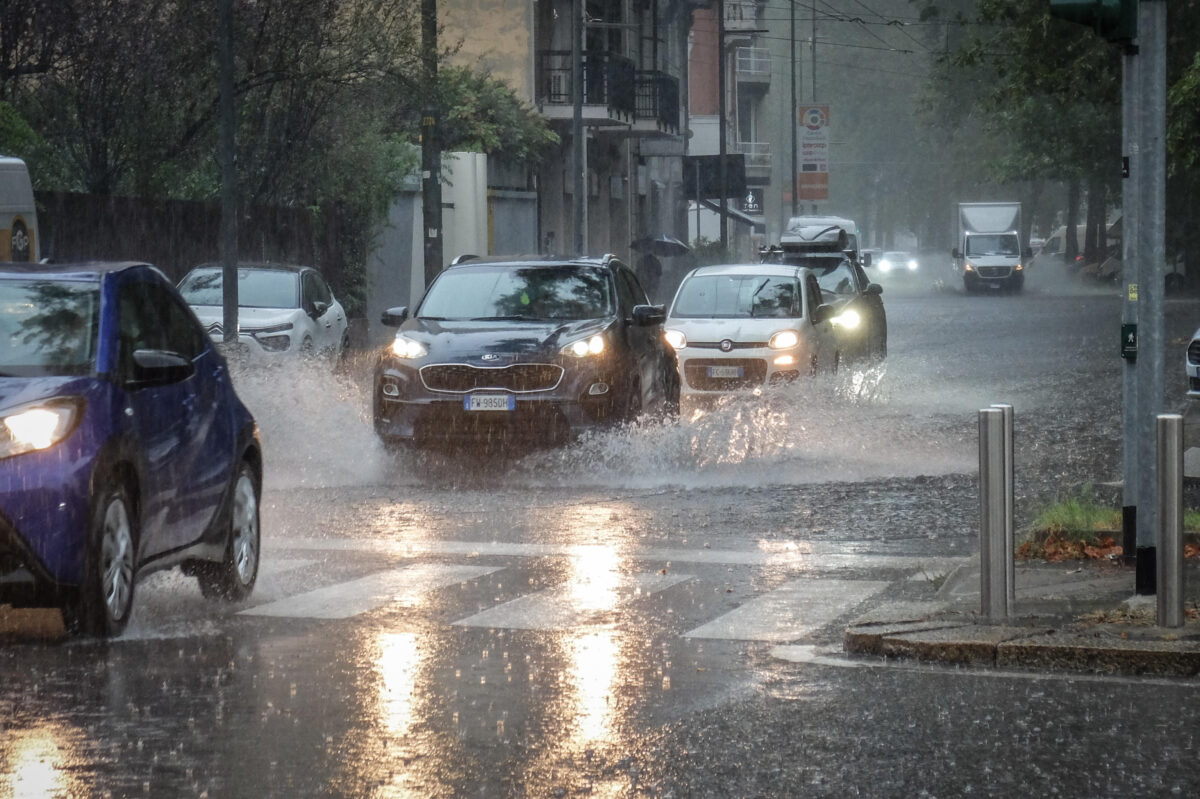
top-left (451, 571), bottom-right (692, 630)
top-left (684, 579), bottom-right (889, 642)
top-left (240, 563), bottom-right (501, 619)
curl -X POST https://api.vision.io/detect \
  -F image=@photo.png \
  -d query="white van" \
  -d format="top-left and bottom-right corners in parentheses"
top-left (0, 156), bottom-right (39, 262)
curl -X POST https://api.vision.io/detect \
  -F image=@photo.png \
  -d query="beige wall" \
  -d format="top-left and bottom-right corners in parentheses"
top-left (441, 0), bottom-right (535, 103)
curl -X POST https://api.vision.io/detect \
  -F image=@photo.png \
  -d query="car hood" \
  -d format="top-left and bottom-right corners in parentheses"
top-left (188, 305), bottom-right (303, 331)
top-left (0, 375), bottom-right (96, 412)
top-left (401, 318), bottom-right (610, 361)
top-left (665, 317), bottom-right (803, 342)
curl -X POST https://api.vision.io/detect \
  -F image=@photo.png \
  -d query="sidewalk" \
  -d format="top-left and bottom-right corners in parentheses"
top-left (843, 559), bottom-right (1200, 677)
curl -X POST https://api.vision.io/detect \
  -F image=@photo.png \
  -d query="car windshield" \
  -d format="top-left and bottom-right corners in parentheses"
top-left (0, 278), bottom-right (99, 376)
top-left (179, 268), bottom-right (300, 309)
top-left (966, 234), bottom-right (1019, 257)
top-left (418, 265), bottom-right (613, 321)
top-left (671, 274), bottom-right (801, 319)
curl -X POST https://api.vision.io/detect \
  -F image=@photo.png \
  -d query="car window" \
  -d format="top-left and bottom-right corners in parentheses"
top-left (806, 275), bottom-right (823, 318)
top-left (305, 271), bottom-right (333, 306)
top-left (615, 267), bottom-right (644, 315)
top-left (0, 278), bottom-right (98, 375)
top-left (179, 268), bottom-right (301, 309)
top-left (671, 274), bottom-right (801, 319)
top-left (813, 259), bottom-right (859, 297)
top-left (119, 278), bottom-right (207, 375)
top-left (418, 265), bottom-right (613, 321)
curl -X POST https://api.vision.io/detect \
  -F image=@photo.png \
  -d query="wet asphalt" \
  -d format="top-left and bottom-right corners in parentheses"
top-left (2, 269), bottom-right (1199, 797)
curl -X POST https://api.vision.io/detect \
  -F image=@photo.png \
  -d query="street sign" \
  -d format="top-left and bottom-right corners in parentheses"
top-left (1122, 323), bottom-right (1137, 360)
top-left (798, 104), bottom-right (830, 201)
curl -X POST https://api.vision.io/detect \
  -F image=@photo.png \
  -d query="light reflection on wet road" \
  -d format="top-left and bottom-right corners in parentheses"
top-left (4, 278), bottom-right (1200, 796)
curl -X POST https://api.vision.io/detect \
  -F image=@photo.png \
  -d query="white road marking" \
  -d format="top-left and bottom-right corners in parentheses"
top-left (241, 563), bottom-right (501, 619)
top-left (266, 537), bottom-right (964, 574)
top-left (684, 579), bottom-right (889, 642)
top-left (452, 572), bottom-right (692, 630)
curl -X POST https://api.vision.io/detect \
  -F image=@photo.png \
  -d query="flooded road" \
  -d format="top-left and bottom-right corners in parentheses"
top-left (3, 274), bottom-right (1199, 797)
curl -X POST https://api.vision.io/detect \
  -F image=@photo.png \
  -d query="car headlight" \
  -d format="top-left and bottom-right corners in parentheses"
top-left (391, 334), bottom-right (428, 359)
top-left (563, 334), bottom-right (605, 358)
top-left (964, 261), bottom-right (976, 273)
top-left (832, 309), bottom-right (861, 329)
top-left (769, 330), bottom-right (800, 349)
top-left (907, 259), bottom-right (919, 271)
top-left (664, 329), bottom-right (687, 350)
top-left (878, 259), bottom-right (893, 272)
top-left (1, 399), bottom-right (83, 458)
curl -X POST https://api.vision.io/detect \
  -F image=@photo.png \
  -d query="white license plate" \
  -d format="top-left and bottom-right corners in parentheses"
top-left (707, 365), bottom-right (743, 379)
top-left (464, 394), bottom-right (515, 412)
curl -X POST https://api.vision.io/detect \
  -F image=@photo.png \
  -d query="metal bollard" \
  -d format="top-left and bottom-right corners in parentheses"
top-left (1156, 414), bottom-right (1185, 628)
top-left (979, 408), bottom-right (1009, 620)
top-left (991, 403), bottom-right (1015, 608)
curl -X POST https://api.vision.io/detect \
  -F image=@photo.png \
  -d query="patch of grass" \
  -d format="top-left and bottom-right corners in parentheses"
top-left (1018, 485), bottom-right (1200, 561)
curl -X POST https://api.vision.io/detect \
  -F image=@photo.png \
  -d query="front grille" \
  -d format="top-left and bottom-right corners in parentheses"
top-left (420, 363), bottom-right (564, 393)
top-left (689, 340), bottom-right (768, 350)
top-left (976, 266), bottom-right (1012, 279)
top-left (1188, 339), bottom-right (1200, 365)
top-left (683, 358), bottom-right (767, 391)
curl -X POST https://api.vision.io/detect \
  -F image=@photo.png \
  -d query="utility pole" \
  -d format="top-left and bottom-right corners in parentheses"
top-left (717, 0), bottom-right (728, 251)
top-left (572, 0), bottom-right (586, 255)
top-left (421, 0), bottom-right (443, 287)
top-left (218, 0), bottom-right (238, 345)
top-left (790, 0), bottom-right (798, 216)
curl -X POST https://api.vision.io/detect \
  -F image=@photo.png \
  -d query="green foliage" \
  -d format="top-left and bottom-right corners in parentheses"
top-left (1031, 485), bottom-right (1121, 539)
top-left (435, 67), bottom-right (558, 164)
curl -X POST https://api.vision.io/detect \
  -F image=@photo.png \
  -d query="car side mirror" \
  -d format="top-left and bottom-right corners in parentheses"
top-left (311, 300), bottom-right (329, 318)
top-left (861, 252), bottom-right (872, 267)
top-left (951, 248), bottom-right (962, 259)
top-left (865, 283), bottom-right (883, 296)
top-left (632, 304), bottom-right (666, 327)
top-left (381, 306), bottom-right (409, 327)
top-left (129, 349), bottom-right (194, 388)
top-left (813, 304), bottom-right (835, 325)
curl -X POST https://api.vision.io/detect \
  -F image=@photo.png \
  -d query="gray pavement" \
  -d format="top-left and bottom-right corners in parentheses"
top-left (844, 557), bottom-right (1200, 677)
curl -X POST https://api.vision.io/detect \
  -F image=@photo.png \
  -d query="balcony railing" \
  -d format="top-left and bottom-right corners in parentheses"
top-left (735, 141), bottom-right (772, 170)
top-left (537, 50), bottom-right (636, 123)
top-left (635, 71), bottom-right (680, 134)
top-left (724, 0), bottom-right (761, 31)
top-left (735, 47), bottom-right (771, 83)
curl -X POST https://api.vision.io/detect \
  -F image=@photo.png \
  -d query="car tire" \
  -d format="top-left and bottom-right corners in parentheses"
top-left (621, 377), bottom-right (643, 422)
top-left (196, 461), bottom-right (260, 602)
top-left (70, 479), bottom-right (138, 637)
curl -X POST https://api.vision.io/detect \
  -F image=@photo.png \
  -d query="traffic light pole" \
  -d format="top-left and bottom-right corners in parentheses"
top-left (1133, 0), bottom-right (1168, 594)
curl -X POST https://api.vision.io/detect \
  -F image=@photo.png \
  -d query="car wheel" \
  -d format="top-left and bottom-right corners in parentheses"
top-left (70, 480), bottom-right (137, 637)
top-left (621, 378), bottom-right (643, 422)
top-left (197, 461), bottom-right (260, 601)
top-left (299, 336), bottom-right (314, 357)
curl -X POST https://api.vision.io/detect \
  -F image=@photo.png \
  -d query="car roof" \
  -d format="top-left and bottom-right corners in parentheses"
top-left (0, 260), bottom-right (156, 280)
top-left (445, 254), bottom-right (625, 269)
top-left (685, 263), bottom-right (811, 280)
top-left (882, 251), bottom-right (910, 257)
top-left (188, 261), bottom-right (313, 274)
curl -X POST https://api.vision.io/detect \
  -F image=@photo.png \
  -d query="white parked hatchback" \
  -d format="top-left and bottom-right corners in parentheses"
top-left (178, 262), bottom-right (349, 358)
top-left (664, 263), bottom-right (840, 397)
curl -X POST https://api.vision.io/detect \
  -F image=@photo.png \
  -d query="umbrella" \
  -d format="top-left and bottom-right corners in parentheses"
top-left (631, 234), bottom-right (690, 258)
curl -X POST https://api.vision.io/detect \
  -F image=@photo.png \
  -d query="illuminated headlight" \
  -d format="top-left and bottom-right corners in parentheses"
top-left (664, 329), bottom-right (687, 350)
top-left (1, 399), bottom-right (82, 458)
top-left (563, 335), bottom-right (605, 358)
top-left (769, 330), bottom-right (800, 349)
top-left (964, 261), bottom-right (976, 273)
top-left (391, 335), bottom-right (428, 359)
top-left (1015, 263), bottom-right (1024, 271)
top-left (878, 259), bottom-right (893, 272)
top-left (832, 309), bottom-right (861, 329)
top-left (907, 259), bottom-right (919, 271)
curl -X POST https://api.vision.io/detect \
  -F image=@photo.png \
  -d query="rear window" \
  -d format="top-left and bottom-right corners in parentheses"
top-left (671, 274), bottom-right (801, 319)
top-left (0, 278), bottom-right (99, 376)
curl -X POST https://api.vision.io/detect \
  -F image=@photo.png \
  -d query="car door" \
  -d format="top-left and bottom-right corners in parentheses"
top-left (614, 266), bottom-right (664, 407)
top-left (303, 270), bottom-right (344, 352)
top-left (805, 273), bottom-right (837, 368)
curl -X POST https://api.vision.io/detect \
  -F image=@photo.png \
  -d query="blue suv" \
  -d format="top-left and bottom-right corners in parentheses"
top-left (0, 261), bottom-right (262, 637)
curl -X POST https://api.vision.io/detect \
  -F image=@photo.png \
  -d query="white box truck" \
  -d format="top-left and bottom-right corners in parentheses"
top-left (0, 156), bottom-right (39, 262)
top-left (952, 202), bottom-right (1027, 293)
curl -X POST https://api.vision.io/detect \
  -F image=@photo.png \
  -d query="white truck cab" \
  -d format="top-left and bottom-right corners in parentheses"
top-left (0, 156), bottom-right (39, 262)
